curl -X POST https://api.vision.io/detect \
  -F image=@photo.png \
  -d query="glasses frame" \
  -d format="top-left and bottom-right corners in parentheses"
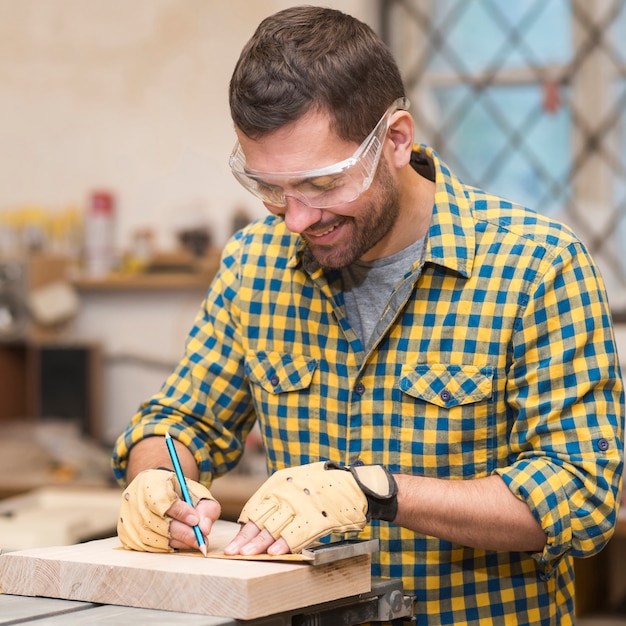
top-left (229, 97), bottom-right (410, 209)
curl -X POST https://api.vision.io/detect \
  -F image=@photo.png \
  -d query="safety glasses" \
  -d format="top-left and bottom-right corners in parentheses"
top-left (229, 97), bottom-right (410, 209)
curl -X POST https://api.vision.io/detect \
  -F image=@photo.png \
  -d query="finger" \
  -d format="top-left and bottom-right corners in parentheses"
top-left (196, 498), bottom-right (221, 536)
top-left (167, 498), bottom-right (222, 551)
top-left (267, 536), bottom-right (291, 556)
top-left (169, 535), bottom-right (194, 551)
top-left (238, 528), bottom-right (277, 556)
top-left (223, 521), bottom-right (262, 555)
top-left (169, 517), bottom-right (204, 551)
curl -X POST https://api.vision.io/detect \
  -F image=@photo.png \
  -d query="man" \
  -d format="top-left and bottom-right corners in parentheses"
top-left (112, 6), bottom-right (624, 624)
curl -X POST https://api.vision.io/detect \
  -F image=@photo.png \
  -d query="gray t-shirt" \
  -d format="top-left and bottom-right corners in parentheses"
top-left (341, 237), bottom-right (425, 351)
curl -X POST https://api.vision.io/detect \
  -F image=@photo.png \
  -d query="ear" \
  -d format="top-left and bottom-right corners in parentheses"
top-left (387, 111), bottom-right (415, 169)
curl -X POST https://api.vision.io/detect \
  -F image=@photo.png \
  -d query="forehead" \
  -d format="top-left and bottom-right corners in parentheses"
top-left (235, 110), bottom-right (359, 175)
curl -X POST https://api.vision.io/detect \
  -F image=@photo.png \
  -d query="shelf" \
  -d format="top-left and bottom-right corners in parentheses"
top-left (71, 250), bottom-right (221, 291)
top-left (72, 271), bottom-right (215, 291)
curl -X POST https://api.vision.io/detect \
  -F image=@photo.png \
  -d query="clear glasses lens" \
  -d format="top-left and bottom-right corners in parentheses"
top-left (231, 151), bottom-right (364, 208)
top-left (230, 97), bottom-right (409, 208)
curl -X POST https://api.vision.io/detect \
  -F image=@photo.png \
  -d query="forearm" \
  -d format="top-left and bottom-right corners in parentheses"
top-left (393, 473), bottom-right (547, 552)
top-left (126, 436), bottom-right (200, 483)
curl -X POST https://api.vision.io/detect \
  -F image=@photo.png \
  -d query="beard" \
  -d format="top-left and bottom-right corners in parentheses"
top-left (305, 157), bottom-right (401, 269)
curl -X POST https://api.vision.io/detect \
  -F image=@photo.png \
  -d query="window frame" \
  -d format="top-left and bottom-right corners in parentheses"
top-left (380, 0), bottom-right (626, 320)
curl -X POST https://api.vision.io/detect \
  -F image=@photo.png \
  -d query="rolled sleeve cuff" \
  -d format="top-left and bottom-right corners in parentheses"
top-left (111, 418), bottom-right (214, 487)
top-left (495, 460), bottom-right (573, 579)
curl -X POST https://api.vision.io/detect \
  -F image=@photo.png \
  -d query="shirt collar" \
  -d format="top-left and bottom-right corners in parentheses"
top-left (286, 143), bottom-right (476, 279)
top-left (418, 144), bottom-right (475, 278)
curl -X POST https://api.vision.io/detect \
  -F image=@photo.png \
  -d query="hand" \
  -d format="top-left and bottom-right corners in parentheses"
top-left (226, 461), bottom-right (387, 555)
top-left (223, 520), bottom-right (291, 556)
top-left (117, 468), bottom-right (221, 552)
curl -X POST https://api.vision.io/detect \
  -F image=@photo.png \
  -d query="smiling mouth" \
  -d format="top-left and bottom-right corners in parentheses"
top-left (306, 220), bottom-right (344, 239)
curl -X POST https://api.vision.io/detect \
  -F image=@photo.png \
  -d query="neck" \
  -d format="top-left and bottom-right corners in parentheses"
top-left (398, 165), bottom-right (435, 241)
top-left (364, 166), bottom-right (434, 261)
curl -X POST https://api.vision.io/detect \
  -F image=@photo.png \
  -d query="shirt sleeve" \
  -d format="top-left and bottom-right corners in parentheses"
top-left (495, 239), bottom-right (624, 574)
top-left (111, 231), bottom-right (257, 487)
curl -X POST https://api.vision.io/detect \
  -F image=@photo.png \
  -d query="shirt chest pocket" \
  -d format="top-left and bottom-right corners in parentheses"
top-left (245, 352), bottom-right (319, 461)
top-left (398, 363), bottom-right (497, 478)
top-left (246, 352), bottom-right (317, 394)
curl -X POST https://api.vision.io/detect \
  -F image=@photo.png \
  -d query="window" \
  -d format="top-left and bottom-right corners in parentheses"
top-left (381, 0), bottom-right (626, 318)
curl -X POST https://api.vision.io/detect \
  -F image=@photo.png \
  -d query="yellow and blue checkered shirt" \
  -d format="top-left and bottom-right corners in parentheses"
top-left (113, 145), bottom-right (624, 625)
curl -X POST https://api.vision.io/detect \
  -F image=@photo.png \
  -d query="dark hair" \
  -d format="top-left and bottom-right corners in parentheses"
top-left (229, 5), bottom-right (405, 142)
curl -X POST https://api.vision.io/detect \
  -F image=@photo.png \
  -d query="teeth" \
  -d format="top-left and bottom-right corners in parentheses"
top-left (311, 224), bottom-right (337, 238)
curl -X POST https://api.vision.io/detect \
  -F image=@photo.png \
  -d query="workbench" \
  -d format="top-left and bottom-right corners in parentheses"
top-left (0, 578), bottom-right (412, 626)
top-left (0, 594), bottom-right (239, 625)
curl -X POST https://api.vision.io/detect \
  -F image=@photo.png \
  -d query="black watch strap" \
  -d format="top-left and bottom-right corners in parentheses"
top-left (325, 461), bottom-right (398, 522)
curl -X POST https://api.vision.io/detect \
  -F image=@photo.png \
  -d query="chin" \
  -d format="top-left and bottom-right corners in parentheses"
top-left (310, 248), bottom-right (357, 270)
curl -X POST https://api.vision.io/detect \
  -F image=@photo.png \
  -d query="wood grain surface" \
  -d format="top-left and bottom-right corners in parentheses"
top-left (0, 521), bottom-right (371, 620)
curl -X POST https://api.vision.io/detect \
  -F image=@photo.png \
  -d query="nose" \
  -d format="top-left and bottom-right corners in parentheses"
top-left (281, 196), bottom-right (322, 234)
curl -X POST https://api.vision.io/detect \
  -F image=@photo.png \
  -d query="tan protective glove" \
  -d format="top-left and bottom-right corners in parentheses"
top-left (238, 461), bottom-right (397, 553)
top-left (117, 468), bottom-right (215, 552)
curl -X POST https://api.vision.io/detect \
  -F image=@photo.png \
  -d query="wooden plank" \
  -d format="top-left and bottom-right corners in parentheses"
top-left (0, 487), bottom-right (120, 551)
top-left (0, 521), bottom-right (371, 621)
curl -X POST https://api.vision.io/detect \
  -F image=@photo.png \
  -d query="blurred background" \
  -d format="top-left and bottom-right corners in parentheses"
top-left (0, 1), bottom-right (624, 621)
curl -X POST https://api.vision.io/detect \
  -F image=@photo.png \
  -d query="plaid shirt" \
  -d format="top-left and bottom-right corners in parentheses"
top-left (113, 144), bottom-right (624, 625)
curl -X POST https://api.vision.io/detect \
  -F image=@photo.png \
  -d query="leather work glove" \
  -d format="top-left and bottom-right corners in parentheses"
top-left (117, 468), bottom-right (215, 552)
top-left (238, 461), bottom-right (398, 553)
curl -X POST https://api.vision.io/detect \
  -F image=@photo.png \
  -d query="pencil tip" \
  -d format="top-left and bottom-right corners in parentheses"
top-left (200, 544), bottom-right (208, 558)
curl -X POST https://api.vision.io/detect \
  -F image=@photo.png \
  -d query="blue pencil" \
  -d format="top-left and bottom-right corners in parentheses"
top-left (164, 432), bottom-right (208, 557)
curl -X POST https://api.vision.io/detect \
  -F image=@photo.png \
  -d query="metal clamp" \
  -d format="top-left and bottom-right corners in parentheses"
top-left (243, 577), bottom-right (415, 626)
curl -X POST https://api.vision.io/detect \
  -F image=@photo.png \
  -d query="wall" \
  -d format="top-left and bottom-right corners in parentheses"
top-left (0, 0), bottom-right (378, 442)
top-left (70, 285), bottom-right (204, 443)
top-left (0, 0), bottom-right (377, 252)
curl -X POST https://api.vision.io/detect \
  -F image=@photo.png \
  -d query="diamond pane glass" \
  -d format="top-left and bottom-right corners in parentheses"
top-left (429, 0), bottom-right (571, 72)
top-left (383, 0), bottom-right (626, 317)
top-left (432, 83), bottom-right (570, 215)
top-left (612, 3), bottom-right (626, 63)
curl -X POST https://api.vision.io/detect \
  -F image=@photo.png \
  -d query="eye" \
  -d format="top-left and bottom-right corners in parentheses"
top-left (255, 179), bottom-right (282, 194)
top-left (254, 179), bottom-right (285, 200)
top-left (301, 174), bottom-right (344, 193)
